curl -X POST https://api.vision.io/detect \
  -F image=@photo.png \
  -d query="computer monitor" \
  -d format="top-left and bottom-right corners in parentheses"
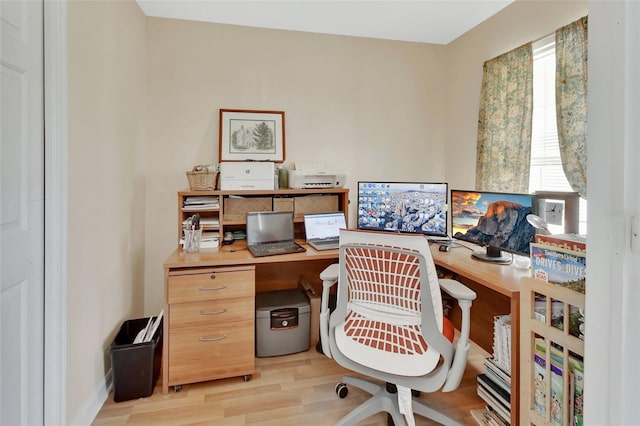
top-left (357, 181), bottom-right (448, 237)
top-left (450, 189), bottom-right (536, 264)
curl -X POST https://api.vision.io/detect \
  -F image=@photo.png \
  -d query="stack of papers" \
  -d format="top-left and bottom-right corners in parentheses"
top-left (200, 235), bottom-right (220, 249)
top-left (182, 196), bottom-right (219, 210)
top-left (133, 310), bottom-right (164, 344)
top-left (183, 217), bottom-right (219, 230)
top-left (492, 314), bottom-right (511, 374)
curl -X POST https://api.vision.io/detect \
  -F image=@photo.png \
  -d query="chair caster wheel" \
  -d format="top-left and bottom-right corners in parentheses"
top-left (336, 383), bottom-right (348, 398)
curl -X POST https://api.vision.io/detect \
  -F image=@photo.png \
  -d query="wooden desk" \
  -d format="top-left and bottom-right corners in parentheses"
top-left (432, 243), bottom-right (530, 425)
top-left (162, 241), bottom-right (339, 395)
top-left (163, 240), bottom-right (528, 423)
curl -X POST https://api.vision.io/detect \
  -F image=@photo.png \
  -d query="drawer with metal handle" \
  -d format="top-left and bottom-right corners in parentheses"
top-left (167, 320), bottom-right (254, 384)
top-left (167, 267), bottom-right (254, 304)
top-left (169, 297), bottom-right (254, 329)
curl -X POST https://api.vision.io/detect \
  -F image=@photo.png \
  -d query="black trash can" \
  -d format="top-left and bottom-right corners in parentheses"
top-left (110, 317), bottom-right (163, 402)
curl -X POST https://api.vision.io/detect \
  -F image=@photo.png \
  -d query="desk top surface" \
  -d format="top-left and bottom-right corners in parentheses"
top-left (164, 239), bottom-right (530, 297)
top-left (164, 239), bottom-right (337, 268)
top-left (430, 242), bottom-right (530, 297)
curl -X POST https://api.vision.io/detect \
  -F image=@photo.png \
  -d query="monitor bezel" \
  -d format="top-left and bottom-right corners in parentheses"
top-left (356, 181), bottom-right (449, 238)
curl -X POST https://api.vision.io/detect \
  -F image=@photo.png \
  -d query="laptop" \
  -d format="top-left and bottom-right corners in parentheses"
top-left (303, 212), bottom-right (346, 251)
top-left (246, 211), bottom-right (306, 257)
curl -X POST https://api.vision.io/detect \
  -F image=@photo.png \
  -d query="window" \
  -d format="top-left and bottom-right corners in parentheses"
top-left (529, 35), bottom-right (587, 234)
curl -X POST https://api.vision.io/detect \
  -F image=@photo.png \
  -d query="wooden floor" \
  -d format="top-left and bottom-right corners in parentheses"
top-left (93, 341), bottom-right (489, 425)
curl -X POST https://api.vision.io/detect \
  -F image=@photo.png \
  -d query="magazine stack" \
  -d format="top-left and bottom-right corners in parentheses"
top-left (472, 314), bottom-right (512, 425)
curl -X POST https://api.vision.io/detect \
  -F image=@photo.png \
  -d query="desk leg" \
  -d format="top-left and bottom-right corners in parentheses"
top-left (510, 293), bottom-right (520, 426)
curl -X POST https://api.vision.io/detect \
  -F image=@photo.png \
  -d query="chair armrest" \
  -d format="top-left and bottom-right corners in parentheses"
top-left (319, 263), bottom-right (339, 282)
top-left (439, 279), bottom-right (476, 392)
top-left (439, 278), bottom-right (477, 302)
top-left (319, 264), bottom-right (339, 358)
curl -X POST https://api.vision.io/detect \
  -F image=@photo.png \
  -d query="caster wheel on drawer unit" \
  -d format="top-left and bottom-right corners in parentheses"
top-left (173, 385), bottom-right (182, 392)
top-left (243, 375), bottom-right (252, 382)
top-left (336, 383), bottom-right (348, 398)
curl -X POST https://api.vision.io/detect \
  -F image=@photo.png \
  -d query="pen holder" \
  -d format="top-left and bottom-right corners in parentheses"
top-left (183, 229), bottom-right (202, 253)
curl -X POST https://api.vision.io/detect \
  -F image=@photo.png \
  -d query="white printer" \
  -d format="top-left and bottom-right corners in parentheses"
top-left (288, 162), bottom-right (346, 189)
top-left (219, 161), bottom-right (275, 190)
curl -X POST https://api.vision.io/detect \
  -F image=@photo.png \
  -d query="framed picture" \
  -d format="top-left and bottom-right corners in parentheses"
top-left (219, 109), bottom-right (285, 162)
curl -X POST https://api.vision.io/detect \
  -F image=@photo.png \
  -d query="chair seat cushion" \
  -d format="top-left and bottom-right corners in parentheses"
top-left (334, 310), bottom-right (452, 376)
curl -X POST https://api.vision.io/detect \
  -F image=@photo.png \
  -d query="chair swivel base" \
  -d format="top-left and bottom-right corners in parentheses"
top-left (335, 376), bottom-right (462, 426)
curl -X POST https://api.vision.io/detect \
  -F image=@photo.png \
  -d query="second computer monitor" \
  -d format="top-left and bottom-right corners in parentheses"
top-left (357, 181), bottom-right (448, 237)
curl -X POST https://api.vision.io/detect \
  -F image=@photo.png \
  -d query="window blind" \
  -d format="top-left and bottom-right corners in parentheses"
top-left (529, 35), bottom-right (573, 193)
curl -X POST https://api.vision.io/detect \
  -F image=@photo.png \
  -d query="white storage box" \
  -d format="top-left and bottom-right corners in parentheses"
top-left (220, 161), bottom-right (275, 190)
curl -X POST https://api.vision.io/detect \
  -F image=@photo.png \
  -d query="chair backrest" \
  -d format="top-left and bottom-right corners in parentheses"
top-left (330, 229), bottom-right (453, 378)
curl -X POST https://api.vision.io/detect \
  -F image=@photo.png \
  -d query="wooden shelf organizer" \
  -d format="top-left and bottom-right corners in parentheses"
top-left (520, 277), bottom-right (585, 425)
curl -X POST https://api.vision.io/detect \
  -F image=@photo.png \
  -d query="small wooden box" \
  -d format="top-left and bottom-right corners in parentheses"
top-left (294, 195), bottom-right (338, 215)
top-left (273, 198), bottom-right (294, 212)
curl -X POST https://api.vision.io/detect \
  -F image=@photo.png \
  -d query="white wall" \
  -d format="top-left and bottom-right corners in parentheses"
top-left (143, 18), bottom-right (449, 313)
top-left (67, 0), bottom-right (146, 422)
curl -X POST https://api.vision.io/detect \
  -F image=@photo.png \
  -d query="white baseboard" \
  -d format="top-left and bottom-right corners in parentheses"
top-left (69, 369), bottom-right (112, 425)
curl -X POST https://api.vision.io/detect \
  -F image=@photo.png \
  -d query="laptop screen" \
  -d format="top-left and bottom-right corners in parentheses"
top-left (304, 212), bottom-right (346, 240)
top-left (246, 211), bottom-right (295, 245)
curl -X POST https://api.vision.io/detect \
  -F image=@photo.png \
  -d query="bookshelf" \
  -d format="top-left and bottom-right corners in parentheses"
top-left (179, 192), bottom-right (221, 248)
top-left (177, 188), bottom-right (350, 248)
top-left (520, 277), bottom-right (585, 425)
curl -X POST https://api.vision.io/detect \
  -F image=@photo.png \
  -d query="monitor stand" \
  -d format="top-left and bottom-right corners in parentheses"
top-left (471, 246), bottom-right (512, 265)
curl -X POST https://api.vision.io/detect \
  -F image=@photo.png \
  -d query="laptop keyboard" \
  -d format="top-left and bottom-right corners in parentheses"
top-left (250, 241), bottom-right (304, 256)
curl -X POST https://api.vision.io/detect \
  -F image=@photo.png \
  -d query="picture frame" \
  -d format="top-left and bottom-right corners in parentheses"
top-left (218, 109), bottom-right (285, 162)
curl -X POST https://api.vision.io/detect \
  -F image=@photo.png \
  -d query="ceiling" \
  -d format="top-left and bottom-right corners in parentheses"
top-left (136, 0), bottom-right (515, 45)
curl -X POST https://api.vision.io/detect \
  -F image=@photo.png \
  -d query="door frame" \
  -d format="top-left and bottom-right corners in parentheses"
top-left (43, 1), bottom-right (67, 423)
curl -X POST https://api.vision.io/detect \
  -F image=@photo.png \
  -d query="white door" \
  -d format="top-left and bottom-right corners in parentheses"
top-left (0, 0), bottom-right (45, 424)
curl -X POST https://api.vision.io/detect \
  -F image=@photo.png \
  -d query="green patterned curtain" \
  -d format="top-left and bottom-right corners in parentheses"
top-left (476, 43), bottom-right (533, 192)
top-left (556, 16), bottom-right (588, 198)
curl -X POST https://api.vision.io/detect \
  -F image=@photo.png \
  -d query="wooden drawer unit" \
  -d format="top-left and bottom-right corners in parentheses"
top-left (167, 267), bottom-right (254, 304)
top-left (163, 265), bottom-right (255, 392)
top-left (168, 320), bottom-right (254, 385)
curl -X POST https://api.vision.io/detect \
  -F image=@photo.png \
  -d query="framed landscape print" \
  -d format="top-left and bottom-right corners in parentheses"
top-left (219, 109), bottom-right (285, 162)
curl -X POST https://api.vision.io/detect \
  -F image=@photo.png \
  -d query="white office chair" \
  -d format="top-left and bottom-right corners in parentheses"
top-left (319, 229), bottom-right (477, 426)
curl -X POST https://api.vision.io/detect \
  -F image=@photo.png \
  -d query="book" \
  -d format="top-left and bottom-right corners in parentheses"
top-left (484, 358), bottom-right (511, 393)
top-left (477, 385), bottom-right (510, 423)
top-left (534, 233), bottom-right (586, 253)
top-left (485, 405), bottom-right (509, 426)
top-left (477, 373), bottom-right (511, 408)
top-left (550, 358), bottom-right (564, 426)
top-left (569, 354), bottom-right (584, 426)
top-left (530, 243), bottom-right (586, 294)
top-left (532, 337), bottom-right (567, 425)
top-left (533, 352), bottom-right (547, 417)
